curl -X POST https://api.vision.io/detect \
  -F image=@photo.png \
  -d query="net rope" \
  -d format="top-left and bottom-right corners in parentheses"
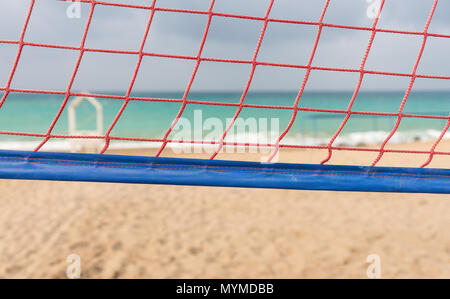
top-left (0, 0), bottom-right (449, 167)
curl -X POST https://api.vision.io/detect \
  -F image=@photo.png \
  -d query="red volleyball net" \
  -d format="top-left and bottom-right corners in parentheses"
top-left (0, 0), bottom-right (450, 169)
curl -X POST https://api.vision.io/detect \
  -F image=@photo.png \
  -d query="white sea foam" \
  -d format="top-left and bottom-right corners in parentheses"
top-left (281, 130), bottom-right (448, 147)
top-left (0, 130), bottom-right (447, 152)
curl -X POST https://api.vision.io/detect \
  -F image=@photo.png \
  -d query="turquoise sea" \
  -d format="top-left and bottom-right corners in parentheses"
top-left (0, 91), bottom-right (449, 150)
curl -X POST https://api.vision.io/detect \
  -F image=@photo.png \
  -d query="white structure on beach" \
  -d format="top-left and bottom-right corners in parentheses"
top-left (68, 94), bottom-right (103, 153)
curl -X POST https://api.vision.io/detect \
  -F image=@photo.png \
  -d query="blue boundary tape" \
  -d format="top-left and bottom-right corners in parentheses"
top-left (0, 150), bottom-right (449, 193)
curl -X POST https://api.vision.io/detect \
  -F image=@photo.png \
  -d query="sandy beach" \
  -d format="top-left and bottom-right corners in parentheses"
top-left (0, 140), bottom-right (449, 278)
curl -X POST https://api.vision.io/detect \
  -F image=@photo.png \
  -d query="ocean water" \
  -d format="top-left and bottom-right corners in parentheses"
top-left (0, 91), bottom-right (449, 151)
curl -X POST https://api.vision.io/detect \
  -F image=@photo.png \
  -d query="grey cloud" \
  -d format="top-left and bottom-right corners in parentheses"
top-left (0, 0), bottom-right (449, 92)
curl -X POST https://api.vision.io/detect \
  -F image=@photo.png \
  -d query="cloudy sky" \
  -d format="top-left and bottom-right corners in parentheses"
top-left (0, 0), bottom-right (449, 93)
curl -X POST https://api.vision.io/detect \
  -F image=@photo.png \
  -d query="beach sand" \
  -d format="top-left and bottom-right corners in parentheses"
top-left (0, 140), bottom-right (449, 278)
